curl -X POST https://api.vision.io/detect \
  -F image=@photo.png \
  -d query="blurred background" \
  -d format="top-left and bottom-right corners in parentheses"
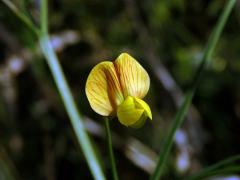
top-left (0, 0), bottom-right (240, 179)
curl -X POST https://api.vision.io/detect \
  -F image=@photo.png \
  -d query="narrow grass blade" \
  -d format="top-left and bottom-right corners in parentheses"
top-left (1, 0), bottom-right (39, 36)
top-left (150, 0), bottom-right (236, 179)
top-left (185, 166), bottom-right (240, 180)
top-left (185, 155), bottom-right (240, 180)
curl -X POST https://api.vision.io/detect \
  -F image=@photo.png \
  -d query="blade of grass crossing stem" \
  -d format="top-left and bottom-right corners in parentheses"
top-left (2, 0), bottom-right (106, 179)
top-left (150, 1), bottom-right (236, 180)
top-left (39, 36), bottom-right (105, 180)
top-left (104, 118), bottom-right (119, 180)
top-left (185, 155), bottom-right (240, 180)
top-left (39, 1), bottom-right (106, 180)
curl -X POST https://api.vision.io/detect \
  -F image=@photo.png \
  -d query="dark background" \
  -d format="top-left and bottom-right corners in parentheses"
top-left (0, 0), bottom-right (240, 179)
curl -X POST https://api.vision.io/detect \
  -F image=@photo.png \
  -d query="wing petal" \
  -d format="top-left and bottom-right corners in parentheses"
top-left (86, 61), bottom-right (124, 116)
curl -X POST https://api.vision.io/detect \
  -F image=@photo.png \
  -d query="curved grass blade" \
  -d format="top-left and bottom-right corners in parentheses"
top-left (150, 0), bottom-right (236, 179)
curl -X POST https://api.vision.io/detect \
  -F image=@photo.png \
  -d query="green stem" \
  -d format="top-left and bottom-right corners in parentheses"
top-left (39, 1), bottom-right (106, 180)
top-left (39, 35), bottom-right (105, 180)
top-left (104, 118), bottom-right (119, 180)
top-left (150, 0), bottom-right (236, 180)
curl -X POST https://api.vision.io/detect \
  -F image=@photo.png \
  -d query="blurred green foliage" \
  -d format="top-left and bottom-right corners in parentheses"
top-left (0, 0), bottom-right (240, 179)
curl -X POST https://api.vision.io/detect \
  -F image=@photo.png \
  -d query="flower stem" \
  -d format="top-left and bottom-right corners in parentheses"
top-left (104, 118), bottom-right (119, 180)
top-left (150, 0), bottom-right (236, 180)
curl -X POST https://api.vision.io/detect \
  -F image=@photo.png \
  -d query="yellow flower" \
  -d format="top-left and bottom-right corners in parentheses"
top-left (85, 53), bottom-right (152, 128)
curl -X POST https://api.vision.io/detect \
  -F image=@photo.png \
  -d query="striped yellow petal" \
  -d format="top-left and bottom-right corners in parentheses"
top-left (115, 53), bottom-right (150, 99)
top-left (117, 96), bottom-right (152, 128)
top-left (86, 61), bottom-right (124, 116)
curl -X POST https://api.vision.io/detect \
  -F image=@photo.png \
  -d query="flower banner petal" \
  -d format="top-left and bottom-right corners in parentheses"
top-left (115, 53), bottom-right (150, 99)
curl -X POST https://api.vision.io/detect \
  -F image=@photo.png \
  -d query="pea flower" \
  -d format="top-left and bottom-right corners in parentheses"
top-left (85, 53), bottom-right (152, 128)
